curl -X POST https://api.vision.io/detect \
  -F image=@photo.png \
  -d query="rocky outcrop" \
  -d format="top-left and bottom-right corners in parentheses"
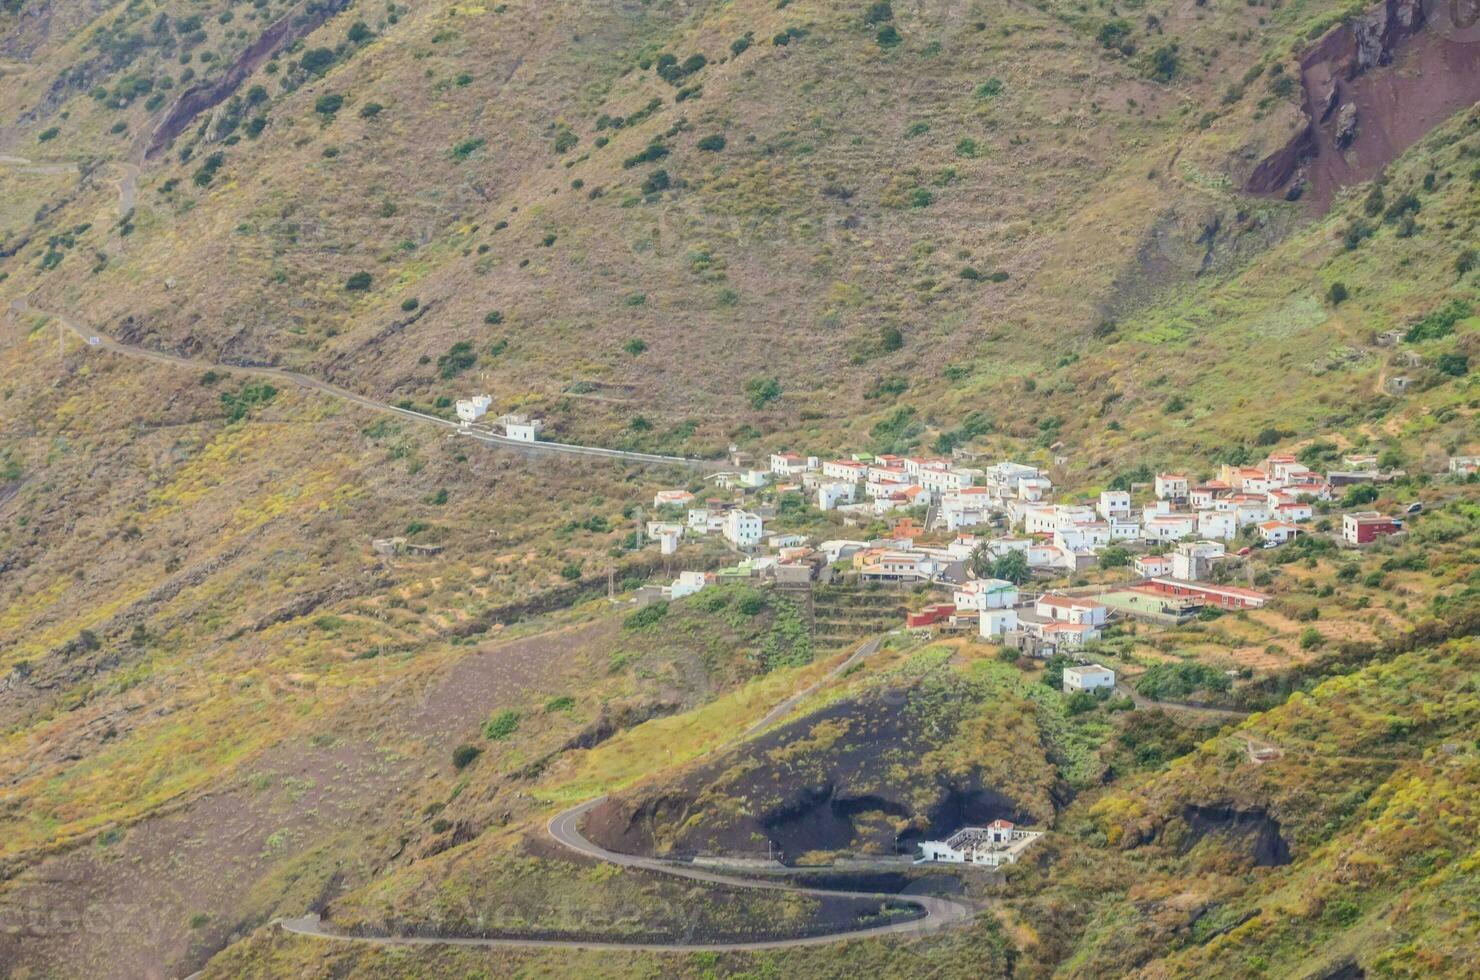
top-left (145, 0), bottom-right (352, 159)
top-left (1245, 0), bottom-right (1480, 209)
top-left (1334, 102), bottom-right (1359, 149)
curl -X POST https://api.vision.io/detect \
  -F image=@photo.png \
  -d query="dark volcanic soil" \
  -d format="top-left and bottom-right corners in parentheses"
top-left (1180, 803), bottom-right (1293, 867)
top-left (585, 691), bottom-right (1034, 865)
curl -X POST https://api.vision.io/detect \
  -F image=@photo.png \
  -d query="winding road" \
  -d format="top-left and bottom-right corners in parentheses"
top-left (4, 297), bottom-right (714, 471)
top-left (273, 633), bottom-right (976, 955)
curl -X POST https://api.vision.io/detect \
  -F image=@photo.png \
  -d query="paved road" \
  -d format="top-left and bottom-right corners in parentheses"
top-left (274, 794), bottom-right (967, 953)
top-left (5, 298), bottom-right (713, 471)
top-left (272, 634), bottom-right (974, 955)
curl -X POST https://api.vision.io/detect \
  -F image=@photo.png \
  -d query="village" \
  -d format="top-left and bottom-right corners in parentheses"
top-left (628, 444), bottom-right (1458, 660)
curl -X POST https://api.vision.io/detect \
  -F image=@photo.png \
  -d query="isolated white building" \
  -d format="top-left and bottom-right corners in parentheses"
top-left (1062, 664), bottom-right (1115, 693)
top-left (918, 820), bottom-right (1043, 868)
top-left (455, 394), bottom-right (493, 423)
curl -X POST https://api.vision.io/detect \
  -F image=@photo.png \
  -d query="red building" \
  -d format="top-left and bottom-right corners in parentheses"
top-left (1138, 578), bottom-right (1269, 610)
top-left (906, 603), bottom-right (956, 628)
top-left (1342, 511), bottom-right (1400, 545)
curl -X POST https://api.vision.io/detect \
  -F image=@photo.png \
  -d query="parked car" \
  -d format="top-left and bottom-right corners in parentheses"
top-left (1405, 502), bottom-right (1423, 515)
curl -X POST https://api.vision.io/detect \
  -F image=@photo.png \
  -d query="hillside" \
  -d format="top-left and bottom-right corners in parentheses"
top-left (0, 0), bottom-right (1477, 977)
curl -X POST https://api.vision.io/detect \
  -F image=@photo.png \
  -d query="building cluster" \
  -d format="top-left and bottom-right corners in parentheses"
top-left (454, 393), bottom-right (544, 442)
top-left (639, 445), bottom-right (1426, 653)
top-left (917, 819), bottom-right (1044, 869)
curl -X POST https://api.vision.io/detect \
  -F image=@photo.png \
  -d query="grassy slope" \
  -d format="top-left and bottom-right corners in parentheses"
top-left (0, 0), bottom-right (1478, 976)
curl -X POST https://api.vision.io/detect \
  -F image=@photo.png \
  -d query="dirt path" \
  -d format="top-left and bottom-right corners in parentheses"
top-left (5, 297), bottom-right (714, 471)
top-left (1115, 682), bottom-right (1250, 723)
top-left (743, 634), bottom-right (883, 738)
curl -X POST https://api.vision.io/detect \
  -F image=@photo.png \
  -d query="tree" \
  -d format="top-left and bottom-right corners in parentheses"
top-left (993, 549), bottom-right (1030, 585)
top-left (968, 543), bottom-right (995, 580)
top-left (1436, 352), bottom-right (1469, 377)
top-left (744, 376), bottom-right (781, 410)
top-left (1327, 281), bottom-right (1349, 305)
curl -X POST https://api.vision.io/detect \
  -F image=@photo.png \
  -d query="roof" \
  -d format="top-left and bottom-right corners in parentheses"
top-left (1043, 622), bottom-right (1096, 634)
top-left (1149, 578), bottom-right (1269, 602)
top-left (987, 818), bottom-right (1014, 830)
top-left (1037, 595), bottom-right (1105, 610)
top-left (1066, 663), bottom-right (1114, 675)
top-left (1345, 511), bottom-right (1393, 522)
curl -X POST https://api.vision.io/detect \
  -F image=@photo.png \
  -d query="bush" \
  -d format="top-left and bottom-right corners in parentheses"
top-left (1299, 627), bottom-right (1324, 650)
top-left (863, 2), bottom-right (894, 25)
top-left (560, 563), bottom-right (582, 580)
top-left (451, 744), bottom-right (481, 769)
top-left (696, 133), bottom-right (726, 152)
top-left (345, 271), bottom-right (372, 291)
top-left (1136, 662), bottom-right (1231, 700)
top-left (736, 591), bottom-right (766, 616)
top-left (876, 24), bottom-right (901, 46)
top-left (484, 310), bottom-right (504, 325)
top-left (744, 376), bottom-right (782, 409)
top-left (1436, 352), bottom-right (1469, 377)
top-left (436, 341), bottom-right (477, 379)
top-left (545, 695), bottom-right (576, 713)
top-left (1327, 281), bottom-right (1348, 305)
top-left (624, 601), bottom-right (669, 629)
top-left (482, 709), bottom-right (520, 741)
top-left (624, 338), bottom-right (647, 355)
top-left (401, 297), bottom-right (419, 312)
top-left (314, 93), bottom-right (344, 117)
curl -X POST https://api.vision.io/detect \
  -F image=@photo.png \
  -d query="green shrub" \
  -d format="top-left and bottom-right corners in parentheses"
top-left (624, 601), bottom-right (669, 629)
top-left (314, 93), bottom-right (344, 117)
top-left (345, 271), bottom-right (372, 291)
top-left (482, 709), bottom-right (520, 740)
top-left (696, 133), bottom-right (726, 152)
top-left (545, 695), bottom-right (576, 713)
top-left (436, 341), bottom-right (477, 379)
top-left (451, 744), bottom-right (481, 769)
top-left (744, 376), bottom-right (782, 409)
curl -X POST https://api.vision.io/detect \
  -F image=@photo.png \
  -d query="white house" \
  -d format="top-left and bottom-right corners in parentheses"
top-left (1449, 455), bottom-right (1480, 478)
top-left (646, 521), bottom-right (685, 555)
top-left (723, 510), bottom-right (763, 548)
top-left (1135, 554), bottom-right (1173, 578)
top-left (979, 607), bottom-right (1019, 638)
top-left (653, 489), bottom-right (695, 510)
top-left (1062, 664), bottom-right (1115, 693)
top-left (455, 393), bottom-right (492, 423)
top-left (1173, 540), bottom-right (1226, 581)
top-left (739, 469), bottom-right (771, 488)
top-left (1018, 476), bottom-right (1053, 501)
top-left (1035, 595), bottom-right (1109, 626)
top-left (769, 452), bottom-right (817, 476)
top-left (1155, 473), bottom-right (1189, 500)
top-left (665, 570), bottom-right (711, 600)
top-left (817, 481), bottom-right (857, 511)
top-left (1098, 490), bottom-right (1131, 520)
top-left (1038, 621), bottom-right (1101, 649)
top-left (1143, 513), bottom-right (1196, 542)
top-left (499, 413), bottom-right (543, 442)
top-left (1259, 521), bottom-right (1300, 545)
top-left (918, 820), bottom-right (1043, 868)
top-left (954, 578), bottom-right (1019, 611)
top-left (940, 488), bottom-right (998, 531)
top-left (822, 459), bottom-right (869, 481)
top-left (1197, 510), bottom-right (1239, 541)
